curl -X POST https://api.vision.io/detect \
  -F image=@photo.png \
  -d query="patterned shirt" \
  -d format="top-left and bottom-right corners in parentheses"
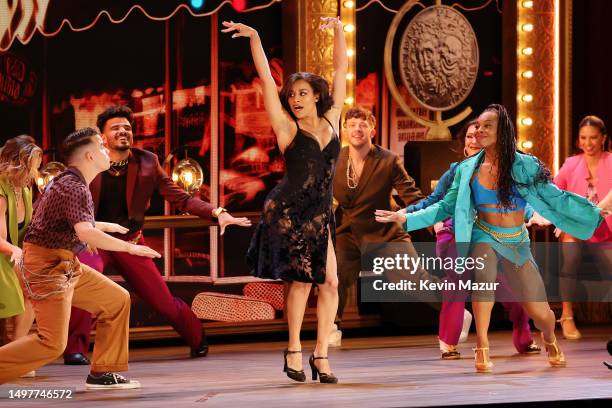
top-left (25, 168), bottom-right (95, 252)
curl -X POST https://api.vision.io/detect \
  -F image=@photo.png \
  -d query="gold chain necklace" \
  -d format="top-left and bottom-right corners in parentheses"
top-left (347, 156), bottom-right (364, 189)
top-left (108, 159), bottom-right (128, 177)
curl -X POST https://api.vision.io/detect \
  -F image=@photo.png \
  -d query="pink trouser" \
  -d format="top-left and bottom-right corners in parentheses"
top-left (436, 223), bottom-right (534, 351)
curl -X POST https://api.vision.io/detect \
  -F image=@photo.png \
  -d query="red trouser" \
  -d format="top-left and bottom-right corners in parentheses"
top-left (65, 234), bottom-right (203, 356)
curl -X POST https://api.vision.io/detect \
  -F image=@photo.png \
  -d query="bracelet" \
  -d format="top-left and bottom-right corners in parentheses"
top-left (212, 207), bottom-right (228, 218)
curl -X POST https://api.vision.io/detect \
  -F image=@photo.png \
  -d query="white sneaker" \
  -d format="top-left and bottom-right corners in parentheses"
top-left (20, 370), bottom-right (36, 378)
top-left (328, 324), bottom-right (342, 347)
top-left (458, 309), bottom-right (472, 343)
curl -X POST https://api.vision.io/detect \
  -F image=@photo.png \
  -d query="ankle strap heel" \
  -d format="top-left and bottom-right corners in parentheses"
top-left (283, 349), bottom-right (306, 382)
top-left (541, 334), bottom-right (567, 367)
top-left (473, 347), bottom-right (494, 373)
top-left (308, 354), bottom-right (338, 384)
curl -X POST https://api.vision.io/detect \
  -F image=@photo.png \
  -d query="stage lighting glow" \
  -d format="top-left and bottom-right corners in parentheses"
top-left (36, 161), bottom-right (66, 193)
top-left (172, 158), bottom-right (204, 195)
top-left (232, 0), bottom-right (247, 12)
top-left (190, 0), bottom-right (204, 9)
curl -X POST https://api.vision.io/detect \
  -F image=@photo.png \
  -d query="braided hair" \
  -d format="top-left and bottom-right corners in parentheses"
top-left (483, 104), bottom-right (516, 208)
top-left (483, 104), bottom-right (551, 208)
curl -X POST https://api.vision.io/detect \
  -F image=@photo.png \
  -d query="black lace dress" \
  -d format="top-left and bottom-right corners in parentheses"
top-left (247, 119), bottom-right (340, 284)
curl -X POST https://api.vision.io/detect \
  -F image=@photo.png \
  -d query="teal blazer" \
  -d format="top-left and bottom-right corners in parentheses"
top-left (405, 151), bottom-right (603, 254)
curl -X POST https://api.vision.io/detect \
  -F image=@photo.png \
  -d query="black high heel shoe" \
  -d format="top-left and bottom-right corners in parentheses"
top-left (283, 349), bottom-right (306, 382)
top-left (309, 354), bottom-right (338, 384)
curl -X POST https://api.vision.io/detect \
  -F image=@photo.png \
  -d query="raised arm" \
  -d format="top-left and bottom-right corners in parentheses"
top-left (320, 17), bottom-right (348, 128)
top-left (222, 21), bottom-right (293, 150)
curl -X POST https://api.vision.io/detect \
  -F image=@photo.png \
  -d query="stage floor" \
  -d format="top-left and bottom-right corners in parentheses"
top-left (2, 327), bottom-right (611, 407)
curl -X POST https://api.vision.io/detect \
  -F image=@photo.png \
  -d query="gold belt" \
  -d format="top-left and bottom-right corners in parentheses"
top-left (474, 218), bottom-right (526, 239)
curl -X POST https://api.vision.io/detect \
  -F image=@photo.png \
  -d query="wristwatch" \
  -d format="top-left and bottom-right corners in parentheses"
top-left (212, 207), bottom-right (228, 218)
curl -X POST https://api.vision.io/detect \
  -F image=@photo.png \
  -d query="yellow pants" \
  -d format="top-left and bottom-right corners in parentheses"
top-left (0, 243), bottom-right (131, 383)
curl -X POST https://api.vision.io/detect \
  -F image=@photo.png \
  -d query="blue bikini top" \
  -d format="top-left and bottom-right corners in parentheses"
top-left (470, 171), bottom-right (526, 213)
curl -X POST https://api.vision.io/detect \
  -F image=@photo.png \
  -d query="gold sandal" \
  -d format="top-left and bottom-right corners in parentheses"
top-left (541, 333), bottom-right (567, 367)
top-left (473, 347), bottom-right (493, 373)
top-left (557, 316), bottom-right (581, 340)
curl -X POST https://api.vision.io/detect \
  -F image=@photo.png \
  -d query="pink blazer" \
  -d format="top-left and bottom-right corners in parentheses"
top-left (554, 152), bottom-right (612, 239)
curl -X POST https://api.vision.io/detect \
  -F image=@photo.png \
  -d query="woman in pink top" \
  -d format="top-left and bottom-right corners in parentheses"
top-left (554, 115), bottom-right (612, 339)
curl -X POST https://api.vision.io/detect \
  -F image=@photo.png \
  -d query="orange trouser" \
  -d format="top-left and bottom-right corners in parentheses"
top-left (0, 243), bottom-right (131, 383)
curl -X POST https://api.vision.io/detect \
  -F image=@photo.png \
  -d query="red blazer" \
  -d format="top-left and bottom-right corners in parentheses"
top-left (90, 148), bottom-right (214, 226)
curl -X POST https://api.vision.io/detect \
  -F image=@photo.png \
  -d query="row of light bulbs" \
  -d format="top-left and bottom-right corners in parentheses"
top-left (518, 0), bottom-right (534, 150)
top-left (342, 0), bottom-right (356, 106)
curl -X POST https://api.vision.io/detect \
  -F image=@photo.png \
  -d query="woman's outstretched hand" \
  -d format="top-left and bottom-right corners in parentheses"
top-left (319, 16), bottom-right (342, 31)
top-left (221, 20), bottom-right (257, 38)
top-left (375, 209), bottom-right (407, 225)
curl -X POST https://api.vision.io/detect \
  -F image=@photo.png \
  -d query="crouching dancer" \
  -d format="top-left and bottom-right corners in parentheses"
top-left (0, 127), bottom-right (160, 389)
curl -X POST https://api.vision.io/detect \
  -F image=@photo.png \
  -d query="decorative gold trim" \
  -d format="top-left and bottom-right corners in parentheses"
top-left (516, 0), bottom-right (556, 170)
top-left (305, 0), bottom-right (338, 83)
top-left (560, 0), bottom-right (572, 164)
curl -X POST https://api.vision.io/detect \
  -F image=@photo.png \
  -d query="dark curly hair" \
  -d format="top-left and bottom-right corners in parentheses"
top-left (483, 104), bottom-right (551, 208)
top-left (279, 72), bottom-right (334, 121)
top-left (96, 105), bottom-right (135, 133)
top-left (344, 106), bottom-right (376, 129)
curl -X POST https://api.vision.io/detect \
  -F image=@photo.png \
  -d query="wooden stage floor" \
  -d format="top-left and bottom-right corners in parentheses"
top-left (2, 327), bottom-right (611, 407)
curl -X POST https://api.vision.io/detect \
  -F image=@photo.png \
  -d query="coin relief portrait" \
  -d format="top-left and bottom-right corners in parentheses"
top-left (399, 5), bottom-right (479, 111)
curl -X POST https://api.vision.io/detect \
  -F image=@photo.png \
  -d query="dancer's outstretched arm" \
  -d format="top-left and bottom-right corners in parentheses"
top-left (222, 21), bottom-right (293, 151)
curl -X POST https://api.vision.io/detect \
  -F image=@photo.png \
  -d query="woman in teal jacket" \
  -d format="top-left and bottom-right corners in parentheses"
top-left (377, 104), bottom-right (607, 373)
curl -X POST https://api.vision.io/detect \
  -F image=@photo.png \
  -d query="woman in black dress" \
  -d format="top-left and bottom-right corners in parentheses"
top-left (223, 17), bottom-right (347, 383)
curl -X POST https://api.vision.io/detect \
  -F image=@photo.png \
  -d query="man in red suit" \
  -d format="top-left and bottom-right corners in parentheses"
top-left (64, 105), bottom-right (250, 364)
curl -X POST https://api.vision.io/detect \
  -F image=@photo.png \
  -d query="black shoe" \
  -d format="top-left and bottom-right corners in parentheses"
top-left (190, 336), bottom-right (209, 358)
top-left (283, 349), bottom-right (306, 382)
top-left (85, 372), bottom-right (140, 390)
top-left (522, 342), bottom-right (542, 354)
top-left (64, 353), bottom-right (91, 365)
top-left (309, 354), bottom-right (338, 384)
top-left (441, 350), bottom-right (461, 360)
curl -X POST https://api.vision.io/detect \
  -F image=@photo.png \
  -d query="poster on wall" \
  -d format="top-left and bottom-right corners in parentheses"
top-left (389, 88), bottom-right (431, 159)
top-left (0, 53), bottom-right (37, 105)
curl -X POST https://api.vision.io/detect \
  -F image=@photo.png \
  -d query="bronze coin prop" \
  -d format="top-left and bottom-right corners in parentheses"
top-left (399, 5), bottom-right (479, 111)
